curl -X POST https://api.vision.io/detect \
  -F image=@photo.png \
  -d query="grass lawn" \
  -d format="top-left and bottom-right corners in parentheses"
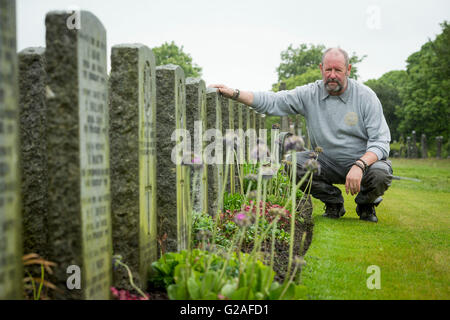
top-left (300, 158), bottom-right (450, 299)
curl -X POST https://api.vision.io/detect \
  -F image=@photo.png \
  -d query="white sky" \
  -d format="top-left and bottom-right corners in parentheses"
top-left (16, 0), bottom-right (450, 91)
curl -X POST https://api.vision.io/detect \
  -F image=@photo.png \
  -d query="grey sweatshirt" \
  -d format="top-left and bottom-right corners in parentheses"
top-left (251, 79), bottom-right (391, 168)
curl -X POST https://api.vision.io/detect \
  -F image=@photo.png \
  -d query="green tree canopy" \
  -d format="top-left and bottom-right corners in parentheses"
top-left (397, 21), bottom-right (450, 142)
top-left (365, 70), bottom-right (408, 141)
top-left (273, 43), bottom-right (366, 91)
top-left (152, 41), bottom-right (202, 78)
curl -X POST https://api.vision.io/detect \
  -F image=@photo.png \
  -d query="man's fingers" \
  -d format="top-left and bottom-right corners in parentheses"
top-left (345, 180), bottom-right (349, 194)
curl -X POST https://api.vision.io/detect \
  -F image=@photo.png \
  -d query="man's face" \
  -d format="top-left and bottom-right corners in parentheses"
top-left (320, 52), bottom-right (351, 95)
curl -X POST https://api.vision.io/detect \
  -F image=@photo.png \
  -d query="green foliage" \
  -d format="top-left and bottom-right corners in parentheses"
top-left (152, 41), bottom-right (202, 78)
top-left (366, 21), bottom-right (449, 145)
top-left (364, 70), bottom-right (407, 141)
top-left (150, 250), bottom-right (307, 300)
top-left (273, 43), bottom-right (366, 91)
top-left (397, 21), bottom-right (450, 143)
top-left (223, 192), bottom-right (245, 213)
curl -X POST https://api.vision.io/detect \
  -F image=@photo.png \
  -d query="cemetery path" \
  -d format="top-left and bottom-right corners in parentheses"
top-left (300, 159), bottom-right (450, 299)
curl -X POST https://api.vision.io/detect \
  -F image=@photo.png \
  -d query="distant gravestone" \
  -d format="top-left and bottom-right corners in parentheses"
top-left (236, 103), bottom-right (245, 165)
top-left (186, 78), bottom-right (207, 213)
top-left (279, 82), bottom-right (289, 132)
top-left (156, 65), bottom-right (189, 252)
top-left (421, 134), bottom-right (427, 159)
top-left (0, 0), bottom-right (23, 300)
top-left (244, 107), bottom-right (252, 163)
top-left (220, 96), bottom-right (234, 193)
top-left (109, 44), bottom-right (157, 290)
top-left (18, 47), bottom-right (47, 258)
top-left (45, 11), bottom-right (112, 299)
top-left (205, 88), bottom-right (223, 214)
top-left (411, 131), bottom-right (418, 158)
top-left (295, 115), bottom-right (302, 137)
top-left (436, 136), bottom-right (443, 159)
top-left (406, 136), bottom-right (412, 158)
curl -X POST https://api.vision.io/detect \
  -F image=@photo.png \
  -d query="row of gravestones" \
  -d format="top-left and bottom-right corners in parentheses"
top-left (395, 131), bottom-right (445, 159)
top-left (0, 3), bottom-right (269, 300)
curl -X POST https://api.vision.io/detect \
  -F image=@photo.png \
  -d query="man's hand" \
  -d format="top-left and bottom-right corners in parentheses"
top-left (208, 84), bottom-right (234, 99)
top-left (208, 84), bottom-right (254, 106)
top-left (345, 165), bottom-right (363, 195)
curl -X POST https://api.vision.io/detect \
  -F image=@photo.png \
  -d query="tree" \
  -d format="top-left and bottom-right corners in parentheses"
top-left (365, 70), bottom-right (407, 141)
top-left (397, 21), bottom-right (450, 142)
top-left (152, 41), bottom-right (202, 78)
top-left (273, 43), bottom-right (366, 91)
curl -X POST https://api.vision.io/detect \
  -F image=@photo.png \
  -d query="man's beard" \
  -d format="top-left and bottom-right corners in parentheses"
top-left (325, 78), bottom-right (343, 93)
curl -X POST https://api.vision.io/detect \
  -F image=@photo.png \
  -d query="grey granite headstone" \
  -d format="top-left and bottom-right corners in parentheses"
top-left (186, 78), bottom-right (207, 213)
top-left (45, 11), bottom-right (112, 299)
top-left (236, 103), bottom-right (245, 165)
top-left (205, 88), bottom-right (223, 215)
top-left (406, 136), bottom-right (411, 158)
top-left (156, 64), bottom-right (189, 252)
top-left (421, 134), bottom-right (427, 159)
top-left (18, 47), bottom-right (47, 258)
top-left (411, 131), bottom-right (418, 158)
top-left (109, 44), bottom-right (157, 290)
top-left (0, 0), bottom-right (22, 300)
top-left (436, 136), bottom-right (443, 159)
top-left (220, 96), bottom-right (234, 193)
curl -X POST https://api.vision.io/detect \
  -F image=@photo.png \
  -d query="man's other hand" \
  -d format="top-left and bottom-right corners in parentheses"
top-left (345, 165), bottom-right (363, 195)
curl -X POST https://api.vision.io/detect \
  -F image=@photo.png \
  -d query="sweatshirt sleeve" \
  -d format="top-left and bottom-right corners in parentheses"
top-left (363, 91), bottom-right (391, 160)
top-left (251, 83), bottom-right (315, 116)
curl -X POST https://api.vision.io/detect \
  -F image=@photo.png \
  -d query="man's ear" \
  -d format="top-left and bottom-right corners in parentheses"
top-left (347, 64), bottom-right (352, 76)
top-left (319, 63), bottom-right (323, 73)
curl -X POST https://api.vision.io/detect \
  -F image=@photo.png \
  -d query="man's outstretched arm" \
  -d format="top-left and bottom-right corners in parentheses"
top-left (208, 83), bottom-right (306, 117)
top-left (208, 84), bottom-right (254, 106)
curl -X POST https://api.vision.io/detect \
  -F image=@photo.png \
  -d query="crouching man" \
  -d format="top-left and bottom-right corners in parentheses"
top-left (210, 47), bottom-right (393, 223)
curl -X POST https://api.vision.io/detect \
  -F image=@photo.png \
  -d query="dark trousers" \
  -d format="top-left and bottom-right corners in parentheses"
top-left (293, 151), bottom-right (393, 205)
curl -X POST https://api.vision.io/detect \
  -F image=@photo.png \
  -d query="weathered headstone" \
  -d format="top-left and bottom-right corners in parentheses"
top-left (236, 103), bottom-right (245, 165)
top-left (406, 136), bottom-right (412, 158)
top-left (411, 131), bottom-right (418, 158)
top-left (205, 88), bottom-right (223, 214)
top-left (244, 107), bottom-right (252, 163)
top-left (436, 136), bottom-right (443, 159)
top-left (156, 64), bottom-right (189, 252)
top-left (109, 44), bottom-right (157, 290)
top-left (45, 11), bottom-right (112, 299)
top-left (279, 82), bottom-right (289, 132)
top-left (186, 78), bottom-right (207, 213)
top-left (0, 0), bottom-right (22, 300)
top-left (18, 47), bottom-right (47, 258)
top-left (220, 96), bottom-right (234, 192)
top-left (295, 115), bottom-right (302, 137)
top-left (421, 134), bottom-right (427, 159)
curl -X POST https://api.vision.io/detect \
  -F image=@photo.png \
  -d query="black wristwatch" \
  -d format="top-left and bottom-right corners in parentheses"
top-left (231, 89), bottom-right (240, 101)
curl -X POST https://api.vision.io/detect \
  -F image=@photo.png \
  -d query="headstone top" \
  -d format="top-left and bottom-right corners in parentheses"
top-left (206, 87), bottom-right (219, 94)
top-left (46, 10), bottom-right (106, 35)
top-left (156, 64), bottom-right (183, 72)
top-left (112, 43), bottom-right (148, 49)
top-left (19, 47), bottom-right (45, 55)
top-left (186, 77), bottom-right (205, 85)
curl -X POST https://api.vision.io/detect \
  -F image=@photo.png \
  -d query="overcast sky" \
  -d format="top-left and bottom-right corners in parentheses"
top-left (16, 0), bottom-right (450, 91)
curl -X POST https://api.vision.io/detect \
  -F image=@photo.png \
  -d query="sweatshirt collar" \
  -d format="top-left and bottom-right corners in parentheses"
top-left (320, 79), bottom-right (352, 104)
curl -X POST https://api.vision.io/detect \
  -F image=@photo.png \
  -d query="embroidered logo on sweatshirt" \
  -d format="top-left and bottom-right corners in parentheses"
top-left (344, 112), bottom-right (358, 126)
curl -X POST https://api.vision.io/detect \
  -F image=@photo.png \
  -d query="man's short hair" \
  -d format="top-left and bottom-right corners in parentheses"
top-left (322, 48), bottom-right (350, 68)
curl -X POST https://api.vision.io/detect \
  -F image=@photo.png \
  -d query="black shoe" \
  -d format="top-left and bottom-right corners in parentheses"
top-left (356, 204), bottom-right (378, 223)
top-left (322, 203), bottom-right (346, 219)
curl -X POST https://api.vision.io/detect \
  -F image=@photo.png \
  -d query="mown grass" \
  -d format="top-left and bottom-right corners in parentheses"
top-left (300, 158), bottom-right (450, 300)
